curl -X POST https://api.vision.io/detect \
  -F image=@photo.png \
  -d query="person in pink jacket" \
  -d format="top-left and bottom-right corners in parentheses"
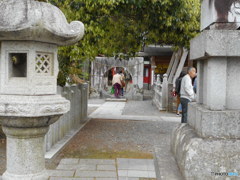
top-left (112, 70), bottom-right (123, 98)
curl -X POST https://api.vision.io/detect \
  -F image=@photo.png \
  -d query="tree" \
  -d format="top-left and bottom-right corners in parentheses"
top-left (49, 0), bottom-right (200, 85)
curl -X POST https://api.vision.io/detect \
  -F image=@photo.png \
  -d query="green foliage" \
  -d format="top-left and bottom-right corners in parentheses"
top-left (49, 0), bottom-right (200, 85)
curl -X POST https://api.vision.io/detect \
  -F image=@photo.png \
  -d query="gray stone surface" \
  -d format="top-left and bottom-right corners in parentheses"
top-left (171, 124), bottom-right (240, 180)
top-left (0, 0), bottom-right (84, 46)
top-left (172, 12), bottom-right (240, 178)
top-left (89, 100), bottom-right (180, 123)
top-left (152, 74), bottom-right (168, 111)
top-left (105, 98), bottom-right (127, 102)
top-left (79, 83), bottom-right (89, 123)
top-left (191, 31), bottom-right (240, 110)
top-left (75, 170), bottom-right (117, 178)
top-left (88, 99), bottom-right (106, 105)
top-left (97, 165), bottom-right (116, 171)
top-left (190, 30), bottom-right (240, 60)
top-left (0, 41), bottom-right (61, 96)
top-left (50, 178), bottom-right (93, 180)
top-left (48, 158), bottom-right (157, 179)
top-left (123, 100), bottom-right (177, 118)
top-left (201, 0), bottom-right (240, 30)
top-left (188, 103), bottom-right (240, 138)
top-left (1, 124), bottom-right (50, 180)
top-left (57, 164), bottom-right (96, 171)
top-left (117, 158), bottom-right (155, 171)
top-left (1, 98), bottom-right (181, 179)
top-left (45, 84), bottom-right (89, 157)
top-left (226, 58), bottom-right (240, 109)
top-left (154, 135), bottom-right (183, 180)
top-left (0, 0), bottom-right (84, 179)
top-left (205, 58), bottom-right (227, 110)
top-left (79, 159), bottom-right (115, 165)
top-left (47, 170), bottom-right (75, 177)
top-left (59, 158), bottom-right (80, 165)
top-left (118, 178), bottom-right (138, 180)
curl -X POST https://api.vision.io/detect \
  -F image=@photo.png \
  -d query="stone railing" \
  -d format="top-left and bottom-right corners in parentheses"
top-left (44, 83), bottom-right (88, 154)
top-left (152, 74), bottom-right (168, 111)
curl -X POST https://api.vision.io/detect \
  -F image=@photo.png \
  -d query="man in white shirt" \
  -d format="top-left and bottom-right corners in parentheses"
top-left (112, 70), bottom-right (123, 98)
top-left (180, 67), bottom-right (197, 123)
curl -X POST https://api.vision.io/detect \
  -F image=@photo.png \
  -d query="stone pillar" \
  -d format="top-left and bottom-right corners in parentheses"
top-left (171, 1), bottom-right (240, 179)
top-left (2, 127), bottom-right (48, 180)
top-left (79, 83), bottom-right (88, 123)
top-left (0, 116), bottom-right (60, 180)
top-left (156, 74), bottom-right (161, 85)
top-left (151, 66), bottom-right (156, 86)
top-left (162, 74), bottom-right (168, 110)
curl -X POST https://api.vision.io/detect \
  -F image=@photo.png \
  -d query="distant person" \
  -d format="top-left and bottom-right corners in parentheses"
top-left (180, 67), bottom-right (197, 123)
top-left (120, 70), bottom-right (125, 96)
top-left (193, 74), bottom-right (197, 93)
top-left (175, 71), bottom-right (187, 116)
top-left (112, 70), bottom-right (123, 98)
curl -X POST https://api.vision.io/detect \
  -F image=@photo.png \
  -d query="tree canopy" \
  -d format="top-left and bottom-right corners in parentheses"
top-left (48, 0), bottom-right (200, 85)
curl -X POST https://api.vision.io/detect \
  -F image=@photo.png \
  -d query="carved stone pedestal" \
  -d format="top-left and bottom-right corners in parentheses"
top-left (0, 116), bottom-right (61, 180)
top-left (2, 126), bottom-right (49, 180)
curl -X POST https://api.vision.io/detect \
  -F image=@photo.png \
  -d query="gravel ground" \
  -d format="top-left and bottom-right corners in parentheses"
top-left (45, 118), bottom-right (179, 170)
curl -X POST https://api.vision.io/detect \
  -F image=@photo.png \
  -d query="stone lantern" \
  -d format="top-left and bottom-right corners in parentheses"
top-left (0, 0), bottom-right (84, 179)
top-left (171, 0), bottom-right (240, 179)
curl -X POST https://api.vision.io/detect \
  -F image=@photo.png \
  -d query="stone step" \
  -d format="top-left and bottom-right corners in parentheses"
top-left (105, 98), bottom-right (127, 102)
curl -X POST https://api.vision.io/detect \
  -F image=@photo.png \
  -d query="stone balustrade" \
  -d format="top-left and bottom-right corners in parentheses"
top-left (45, 83), bottom-right (88, 153)
top-left (152, 74), bottom-right (168, 111)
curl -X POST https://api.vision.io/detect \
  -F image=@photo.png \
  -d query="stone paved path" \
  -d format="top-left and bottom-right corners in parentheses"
top-left (48, 158), bottom-right (156, 180)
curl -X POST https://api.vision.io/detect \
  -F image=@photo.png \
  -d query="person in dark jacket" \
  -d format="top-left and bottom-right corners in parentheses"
top-left (175, 71), bottom-right (187, 116)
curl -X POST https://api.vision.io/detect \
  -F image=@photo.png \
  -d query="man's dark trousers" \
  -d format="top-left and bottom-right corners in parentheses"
top-left (180, 98), bottom-right (190, 123)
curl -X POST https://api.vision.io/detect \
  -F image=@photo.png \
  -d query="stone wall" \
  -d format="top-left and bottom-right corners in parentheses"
top-left (44, 83), bottom-right (88, 152)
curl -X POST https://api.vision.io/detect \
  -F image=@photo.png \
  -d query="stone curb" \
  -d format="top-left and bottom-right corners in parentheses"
top-left (45, 118), bottom-right (91, 159)
top-left (89, 115), bottom-right (180, 123)
top-left (154, 147), bottom-right (184, 180)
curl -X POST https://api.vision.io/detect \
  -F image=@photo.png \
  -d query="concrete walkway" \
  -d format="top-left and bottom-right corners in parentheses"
top-left (48, 158), bottom-right (156, 180)
top-left (89, 100), bottom-right (181, 123)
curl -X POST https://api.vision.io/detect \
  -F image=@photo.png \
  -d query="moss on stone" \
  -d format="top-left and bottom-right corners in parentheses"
top-left (63, 148), bottom-right (153, 159)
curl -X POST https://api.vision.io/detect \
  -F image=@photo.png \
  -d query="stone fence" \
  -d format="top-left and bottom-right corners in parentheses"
top-left (152, 74), bottom-right (168, 111)
top-left (44, 83), bottom-right (88, 153)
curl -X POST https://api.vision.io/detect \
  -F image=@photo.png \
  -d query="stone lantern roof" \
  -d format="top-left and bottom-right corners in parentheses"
top-left (0, 0), bottom-right (84, 46)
